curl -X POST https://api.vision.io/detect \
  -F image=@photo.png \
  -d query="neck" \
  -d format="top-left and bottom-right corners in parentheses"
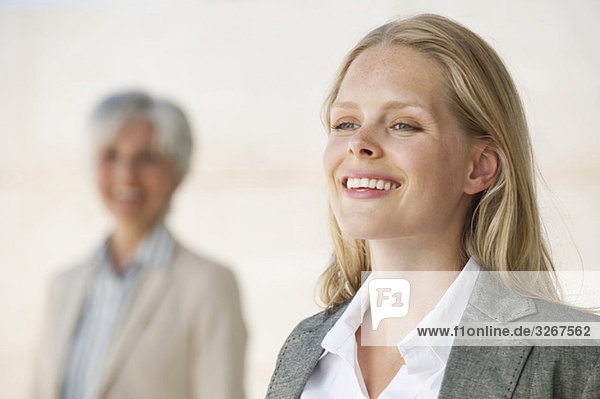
top-left (368, 231), bottom-right (466, 272)
top-left (362, 231), bottom-right (469, 348)
top-left (109, 221), bottom-right (156, 271)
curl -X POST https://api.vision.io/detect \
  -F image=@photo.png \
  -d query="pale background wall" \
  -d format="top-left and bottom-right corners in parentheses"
top-left (1, 0), bottom-right (599, 397)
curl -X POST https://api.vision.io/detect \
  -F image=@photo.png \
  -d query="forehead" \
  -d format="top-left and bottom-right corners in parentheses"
top-left (336, 44), bottom-right (445, 112)
top-left (106, 118), bottom-right (156, 149)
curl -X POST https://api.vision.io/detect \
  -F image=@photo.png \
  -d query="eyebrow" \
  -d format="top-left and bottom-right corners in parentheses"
top-left (332, 100), bottom-right (430, 113)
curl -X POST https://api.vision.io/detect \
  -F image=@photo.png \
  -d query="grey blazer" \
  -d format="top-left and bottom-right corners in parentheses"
top-left (266, 272), bottom-right (600, 398)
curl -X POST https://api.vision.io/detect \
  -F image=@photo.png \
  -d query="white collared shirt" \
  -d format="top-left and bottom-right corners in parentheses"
top-left (301, 258), bottom-right (481, 399)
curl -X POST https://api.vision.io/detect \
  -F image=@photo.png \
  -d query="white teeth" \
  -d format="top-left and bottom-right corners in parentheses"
top-left (345, 177), bottom-right (400, 191)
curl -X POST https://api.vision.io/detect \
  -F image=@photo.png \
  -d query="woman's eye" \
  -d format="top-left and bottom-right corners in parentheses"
top-left (138, 153), bottom-right (160, 164)
top-left (391, 122), bottom-right (421, 131)
top-left (332, 121), bottom-right (359, 130)
top-left (100, 150), bottom-right (117, 162)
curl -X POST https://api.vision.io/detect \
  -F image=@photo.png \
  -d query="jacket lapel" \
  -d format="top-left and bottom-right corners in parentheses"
top-left (97, 263), bottom-right (174, 396)
top-left (266, 301), bottom-right (350, 399)
top-left (52, 263), bottom-right (97, 398)
top-left (439, 345), bottom-right (532, 399)
top-left (438, 271), bottom-right (537, 399)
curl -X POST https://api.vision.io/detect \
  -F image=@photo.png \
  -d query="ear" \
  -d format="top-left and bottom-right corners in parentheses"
top-left (464, 141), bottom-right (499, 195)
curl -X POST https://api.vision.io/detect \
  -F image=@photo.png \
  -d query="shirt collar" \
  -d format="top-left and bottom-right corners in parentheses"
top-left (319, 275), bottom-right (367, 365)
top-left (93, 221), bottom-right (176, 274)
top-left (320, 257), bottom-right (481, 371)
top-left (398, 257), bottom-right (480, 372)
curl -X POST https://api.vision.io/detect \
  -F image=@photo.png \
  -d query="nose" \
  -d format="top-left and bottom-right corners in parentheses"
top-left (348, 127), bottom-right (383, 158)
top-left (115, 159), bottom-right (138, 183)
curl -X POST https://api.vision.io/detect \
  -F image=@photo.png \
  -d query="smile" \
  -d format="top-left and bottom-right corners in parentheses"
top-left (343, 177), bottom-right (399, 191)
top-left (111, 187), bottom-right (143, 202)
top-left (341, 175), bottom-right (401, 200)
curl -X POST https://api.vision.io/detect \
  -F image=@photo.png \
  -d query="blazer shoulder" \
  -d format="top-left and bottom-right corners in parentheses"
top-left (170, 243), bottom-right (241, 293)
top-left (287, 301), bottom-right (350, 339)
top-left (266, 301), bottom-right (350, 398)
top-left (528, 298), bottom-right (600, 322)
top-left (49, 259), bottom-right (94, 290)
top-left (172, 244), bottom-right (234, 275)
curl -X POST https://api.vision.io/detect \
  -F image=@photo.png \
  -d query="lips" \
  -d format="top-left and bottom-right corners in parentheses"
top-left (344, 177), bottom-right (398, 191)
top-left (111, 186), bottom-right (143, 202)
top-left (340, 172), bottom-right (401, 199)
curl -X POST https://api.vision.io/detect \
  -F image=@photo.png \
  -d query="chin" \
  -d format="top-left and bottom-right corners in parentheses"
top-left (109, 207), bottom-right (143, 223)
top-left (337, 220), bottom-right (393, 241)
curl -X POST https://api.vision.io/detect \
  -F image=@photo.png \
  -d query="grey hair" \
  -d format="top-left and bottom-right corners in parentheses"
top-left (89, 90), bottom-right (194, 179)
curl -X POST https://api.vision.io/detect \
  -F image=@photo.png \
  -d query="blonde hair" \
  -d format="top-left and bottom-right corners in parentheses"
top-left (319, 14), bottom-right (560, 309)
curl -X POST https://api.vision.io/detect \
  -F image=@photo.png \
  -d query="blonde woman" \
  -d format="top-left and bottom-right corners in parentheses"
top-left (266, 14), bottom-right (599, 399)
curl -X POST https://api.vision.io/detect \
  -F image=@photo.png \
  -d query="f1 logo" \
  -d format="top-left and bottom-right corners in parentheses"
top-left (368, 279), bottom-right (411, 330)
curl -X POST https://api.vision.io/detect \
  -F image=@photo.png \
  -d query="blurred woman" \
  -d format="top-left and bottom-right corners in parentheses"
top-left (33, 91), bottom-right (246, 399)
top-left (267, 14), bottom-right (599, 399)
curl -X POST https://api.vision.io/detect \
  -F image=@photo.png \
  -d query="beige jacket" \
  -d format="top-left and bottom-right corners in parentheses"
top-left (33, 242), bottom-right (246, 399)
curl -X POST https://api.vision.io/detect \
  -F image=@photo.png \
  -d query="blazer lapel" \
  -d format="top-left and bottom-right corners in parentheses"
top-left (439, 345), bottom-right (532, 398)
top-left (438, 271), bottom-right (537, 399)
top-left (266, 302), bottom-right (350, 399)
top-left (97, 264), bottom-right (174, 396)
top-left (52, 263), bottom-right (97, 398)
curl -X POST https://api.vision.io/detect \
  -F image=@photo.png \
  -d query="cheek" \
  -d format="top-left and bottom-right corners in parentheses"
top-left (323, 137), bottom-right (345, 180)
top-left (420, 143), bottom-right (469, 199)
top-left (393, 139), bottom-right (439, 176)
top-left (400, 141), bottom-right (463, 197)
top-left (142, 167), bottom-right (176, 197)
top-left (95, 164), bottom-right (111, 192)
top-left (439, 134), bottom-right (471, 184)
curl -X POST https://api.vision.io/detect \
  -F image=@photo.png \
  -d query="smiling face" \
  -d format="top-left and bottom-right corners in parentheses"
top-left (96, 118), bottom-right (179, 233)
top-left (323, 45), bottom-right (476, 242)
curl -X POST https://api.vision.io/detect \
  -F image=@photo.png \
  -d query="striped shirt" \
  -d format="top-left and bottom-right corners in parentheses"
top-left (61, 222), bottom-right (175, 399)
